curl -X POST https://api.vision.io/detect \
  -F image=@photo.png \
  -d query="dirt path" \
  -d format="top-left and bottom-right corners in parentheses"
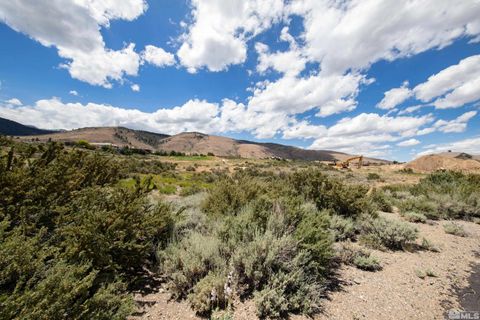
top-left (130, 214), bottom-right (480, 320)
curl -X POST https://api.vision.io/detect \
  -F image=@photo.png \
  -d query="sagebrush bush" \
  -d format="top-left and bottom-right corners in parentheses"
top-left (159, 232), bottom-right (226, 299)
top-left (188, 272), bottom-right (227, 315)
top-left (360, 217), bottom-right (418, 250)
top-left (367, 173), bottom-right (381, 180)
top-left (330, 214), bottom-right (356, 241)
top-left (254, 266), bottom-right (323, 319)
top-left (335, 242), bottom-right (381, 271)
top-left (353, 255), bottom-right (381, 272)
top-left (160, 170), bottom-right (336, 317)
top-left (395, 171), bottom-right (480, 220)
top-left (443, 222), bottom-right (468, 237)
top-left (402, 211), bottom-right (427, 223)
top-left (370, 189), bottom-right (393, 212)
top-left (397, 195), bottom-right (439, 219)
top-left (232, 231), bottom-right (299, 296)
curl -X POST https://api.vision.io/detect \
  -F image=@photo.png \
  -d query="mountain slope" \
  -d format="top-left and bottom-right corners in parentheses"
top-left (10, 119), bottom-right (388, 162)
top-left (18, 126), bottom-right (169, 149)
top-left (0, 117), bottom-right (57, 136)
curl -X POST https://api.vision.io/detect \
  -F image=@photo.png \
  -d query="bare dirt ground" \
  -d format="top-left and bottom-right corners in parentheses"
top-left (130, 211), bottom-right (480, 320)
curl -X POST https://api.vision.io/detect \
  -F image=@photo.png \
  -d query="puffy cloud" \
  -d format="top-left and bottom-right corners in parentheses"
top-left (255, 28), bottom-right (307, 77)
top-left (0, 0), bottom-right (147, 87)
top-left (282, 121), bottom-right (327, 140)
top-left (288, 0), bottom-right (480, 74)
top-left (414, 55), bottom-right (480, 105)
top-left (217, 99), bottom-right (291, 139)
top-left (379, 54), bottom-right (480, 112)
top-left (5, 98), bottom-right (22, 106)
top-left (417, 137), bottom-right (480, 157)
top-left (397, 105), bottom-right (423, 115)
top-left (0, 97), bottom-right (221, 134)
top-left (248, 72), bottom-right (365, 117)
top-left (73, 0), bottom-right (147, 25)
top-left (377, 81), bottom-right (412, 110)
top-left (141, 45), bottom-right (176, 67)
top-left (397, 139), bottom-right (420, 147)
top-left (131, 84), bottom-right (140, 92)
top-left (309, 113), bottom-right (434, 156)
top-left (59, 43), bottom-right (141, 88)
top-left (177, 0), bottom-right (285, 72)
top-left (69, 90), bottom-right (79, 96)
top-left (431, 110), bottom-right (477, 133)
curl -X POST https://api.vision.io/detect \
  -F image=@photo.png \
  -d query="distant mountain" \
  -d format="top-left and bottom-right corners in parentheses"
top-left (7, 118), bottom-right (388, 163)
top-left (0, 117), bottom-right (57, 136)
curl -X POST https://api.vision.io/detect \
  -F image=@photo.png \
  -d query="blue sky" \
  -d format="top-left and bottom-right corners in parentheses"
top-left (0, 0), bottom-right (480, 161)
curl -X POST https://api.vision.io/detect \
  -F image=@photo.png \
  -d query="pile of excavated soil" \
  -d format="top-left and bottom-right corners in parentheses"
top-left (405, 154), bottom-right (480, 172)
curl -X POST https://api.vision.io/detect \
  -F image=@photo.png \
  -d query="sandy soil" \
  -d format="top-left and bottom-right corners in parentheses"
top-left (406, 154), bottom-right (480, 173)
top-left (130, 212), bottom-right (480, 320)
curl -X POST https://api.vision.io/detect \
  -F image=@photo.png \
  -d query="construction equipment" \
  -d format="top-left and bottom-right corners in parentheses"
top-left (335, 155), bottom-right (363, 169)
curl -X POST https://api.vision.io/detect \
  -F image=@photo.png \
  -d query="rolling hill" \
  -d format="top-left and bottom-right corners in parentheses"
top-left (0, 117), bottom-right (57, 136)
top-left (5, 117), bottom-right (388, 163)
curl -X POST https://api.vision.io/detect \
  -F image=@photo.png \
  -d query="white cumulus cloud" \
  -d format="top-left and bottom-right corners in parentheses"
top-left (177, 0), bottom-right (285, 72)
top-left (0, 0), bottom-right (147, 87)
top-left (5, 98), bottom-right (22, 106)
top-left (377, 81), bottom-right (412, 110)
top-left (397, 139), bottom-right (420, 147)
top-left (142, 45), bottom-right (176, 67)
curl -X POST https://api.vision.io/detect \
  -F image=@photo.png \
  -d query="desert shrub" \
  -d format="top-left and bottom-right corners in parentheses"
top-left (420, 237), bottom-right (440, 252)
top-left (330, 214), bottom-right (356, 241)
top-left (0, 143), bottom-right (171, 319)
top-left (360, 217), bottom-right (418, 250)
top-left (370, 189), bottom-right (393, 212)
top-left (353, 255), bottom-right (381, 272)
top-left (396, 195), bottom-right (439, 219)
top-left (367, 173), bottom-right (381, 180)
top-left (76, 139), bottom-right (95, 150)
top-left (180, 184), bottom-right (203, 196)
top-left (159, 232), bottom-right (226, 299)
top-left (232, 232), bottom-right (298, 297)
top-left (416, 269), bottom-right (437, 279)
top-left (202, 175), bottom-right (265, 216)
top-left (402, 211), bottom-right (427, 223)
top-left (188, 272), bottom-right (227, 315)
top-left (407, 171), bottom-right (480, 220)
top-left (288, 169), bottom-right (374, 218)
top-left (254, 262), bottom-right (323, 319)
top-left (123, 158), bottom-right (177, 174)
top-left (335, 242), bottom-right (381, 271)
top-left (443, 222), bottom-right (468, 237)
top-left (166, 176), bottom-right (334, 317)
top-left (59, 187), bottom-right (174, 275)
top-left (294, 208), bottom-right (334, 273)
top-left (398, 168), bottom-right (414, 174)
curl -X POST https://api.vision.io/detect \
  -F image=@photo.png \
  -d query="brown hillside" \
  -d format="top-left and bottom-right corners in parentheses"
top-left (19, 126), bottom-right (389, 162)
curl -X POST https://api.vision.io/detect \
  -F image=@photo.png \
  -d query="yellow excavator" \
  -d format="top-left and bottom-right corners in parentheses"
top-left (335, 155), bottom-right (363, 169)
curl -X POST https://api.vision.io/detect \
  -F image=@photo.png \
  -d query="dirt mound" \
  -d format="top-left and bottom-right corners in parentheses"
top-left (406, 154), bottom-right (480, 172)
